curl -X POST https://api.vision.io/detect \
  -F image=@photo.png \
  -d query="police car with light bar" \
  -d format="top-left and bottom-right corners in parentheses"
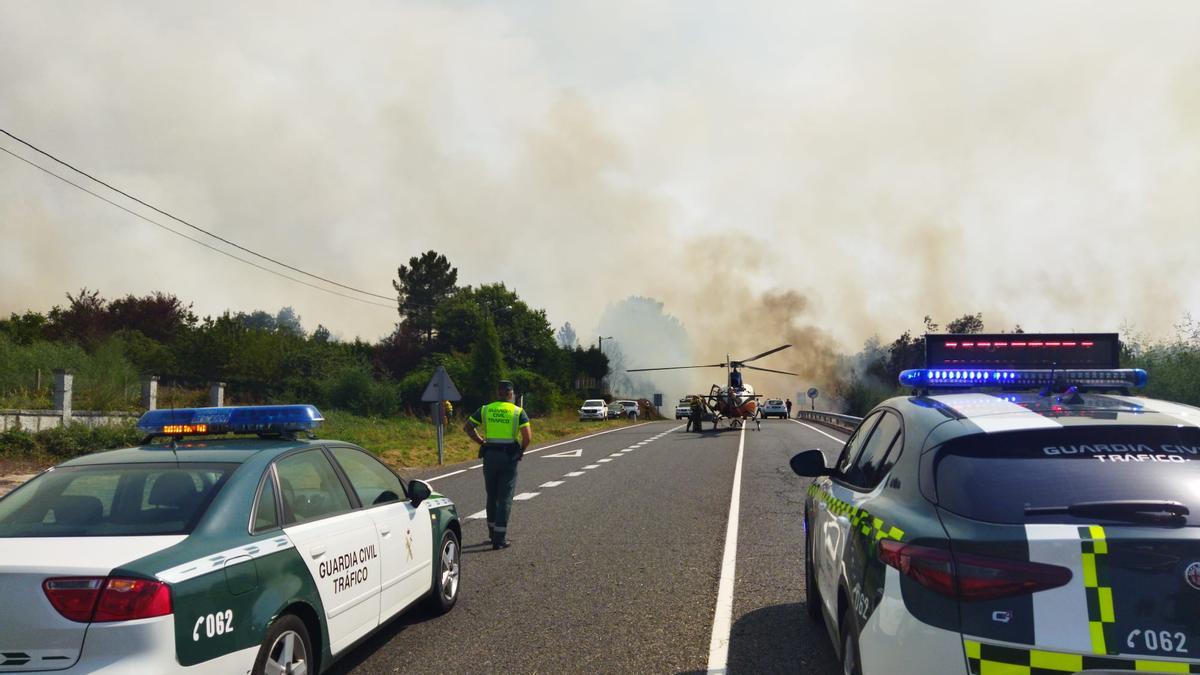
top-left (791, 334), bottom-right (1200, 675)
top-left (0, 405), bottom-right (461, 674)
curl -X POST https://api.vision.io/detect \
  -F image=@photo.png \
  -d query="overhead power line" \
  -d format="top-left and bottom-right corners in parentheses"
top-left (0, 144), bottom-right (395, 309)
top-left (0, 128), bottom-right (396, 303)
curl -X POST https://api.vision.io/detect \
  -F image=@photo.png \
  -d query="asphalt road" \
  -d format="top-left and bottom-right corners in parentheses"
top-left (329, 417), bottom-right (849, 675)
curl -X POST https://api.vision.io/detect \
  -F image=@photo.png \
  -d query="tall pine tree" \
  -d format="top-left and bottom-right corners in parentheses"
top-left (392, 251), bottom-right (458, 346)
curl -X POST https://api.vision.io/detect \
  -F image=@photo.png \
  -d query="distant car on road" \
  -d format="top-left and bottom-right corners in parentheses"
top-left (791, 336), bottom-right (1198, 675)
top-left (613, 400), bottom-right (639, 420)
top-left (606, 403), bottom-right (623, 419)
top-left (579, 399), bottom-right (608, 421)
top-left (760, 398), bottom-right (788, 419)
top-left (675, 398), bottom-right (692, 420)
top-left (0, 404), bottom-right (461, 675)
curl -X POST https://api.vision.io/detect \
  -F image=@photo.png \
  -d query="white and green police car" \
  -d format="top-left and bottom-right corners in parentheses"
top-left (0, 405), bottom-right (461, 674)
top-left (793, 334), bottom-right (1200, 675)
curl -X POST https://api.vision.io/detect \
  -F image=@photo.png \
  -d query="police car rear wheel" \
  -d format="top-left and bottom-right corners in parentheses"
top-left (254, 614), bottom-right (312, 675)
top-left (426, 529), bottom-right (461, 614)
top-left (840, 608), bottom-right (862, 675)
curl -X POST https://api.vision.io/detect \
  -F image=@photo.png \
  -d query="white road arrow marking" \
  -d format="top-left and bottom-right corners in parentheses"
top-left (544, 448), bottom-right (583, 458)
top-left (468, 509), bottom-right (487, 520)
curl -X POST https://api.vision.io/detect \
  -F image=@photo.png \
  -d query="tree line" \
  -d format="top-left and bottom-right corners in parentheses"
top-left (0, 251), bottom-right (608, 416)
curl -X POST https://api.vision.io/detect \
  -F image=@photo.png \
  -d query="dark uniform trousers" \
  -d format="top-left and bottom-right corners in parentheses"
top-left (482, 444), bottom-right (520, 543)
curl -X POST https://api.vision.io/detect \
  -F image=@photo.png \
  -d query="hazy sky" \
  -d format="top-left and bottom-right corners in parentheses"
top-left (3, 1), bottom-right (1199, 374)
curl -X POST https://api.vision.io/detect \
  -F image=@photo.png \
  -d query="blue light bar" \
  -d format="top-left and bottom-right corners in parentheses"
top-left (137, 405), bottom-right (324, 436)
top-left (899, 368), bottom-right (1148, 390)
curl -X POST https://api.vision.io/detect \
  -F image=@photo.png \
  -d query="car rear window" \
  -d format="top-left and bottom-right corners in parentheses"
top-left (933, 426), bottom-right (1200, 525)
top-left (0, 463), bottom-right (234, 537)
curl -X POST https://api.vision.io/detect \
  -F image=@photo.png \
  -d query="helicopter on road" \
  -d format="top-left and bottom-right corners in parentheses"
top-left (626, 344), bottom-right (798, 429)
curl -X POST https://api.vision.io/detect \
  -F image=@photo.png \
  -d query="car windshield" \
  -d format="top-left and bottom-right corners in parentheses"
top-left (933, 426), bottom-right (1200, 525)
top-left (584, 400), bottom-right (604, 407)
top-left (0, 463), bottom-right (234, 537)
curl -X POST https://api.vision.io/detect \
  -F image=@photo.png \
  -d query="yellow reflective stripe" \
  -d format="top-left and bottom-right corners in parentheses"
top-left (964, 640), bottom-right (981, 659)
top-left (1030, 650), bottom-right (1082, 671)
top-left (1082, 553), bottom-right (1098, 586)
top-left (979, 663), bottom-right (1029, 675)
top-left (1098, 587), bottom-right (1115, 623)
top-left (1089, 525), bottom-right (1106, 541)
top-left (479, 403), bottom-right (489, 442)
top-left (1089, 622), bottom-right (1107, 654)
top-left (1135, 660), bottom-right (1189, 673)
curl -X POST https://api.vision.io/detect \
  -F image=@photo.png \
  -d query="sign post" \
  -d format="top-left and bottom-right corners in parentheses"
top-left (807, 387), bottom-right (819, 411)
top-left (421, 366), bottom-right (463, 465)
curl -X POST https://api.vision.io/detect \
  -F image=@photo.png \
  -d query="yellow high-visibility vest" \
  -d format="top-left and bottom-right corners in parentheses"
top-left (480, 402), bottom-right (527, 444)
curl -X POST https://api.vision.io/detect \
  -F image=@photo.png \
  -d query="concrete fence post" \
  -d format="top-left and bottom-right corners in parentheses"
top-left (209, 382), bottom-right (226, 407)
top-left (54, 369), bottom-right (73, 425)
top-left (142, 376), bottom-right (159, 411)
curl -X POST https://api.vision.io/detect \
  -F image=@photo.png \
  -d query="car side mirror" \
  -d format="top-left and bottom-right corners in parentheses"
top-left (790, 450), bottom-right (832, 477)
top-left (408, 479), bottom-right (432, 507)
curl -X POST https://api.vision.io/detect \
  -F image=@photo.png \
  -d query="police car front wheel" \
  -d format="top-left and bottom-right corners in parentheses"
top-left (840, 608), bottom-right (862, 675)
top-left (425, 529), bottom-right (461, 615)
top-left (254, 614), bottom-right (313, 675)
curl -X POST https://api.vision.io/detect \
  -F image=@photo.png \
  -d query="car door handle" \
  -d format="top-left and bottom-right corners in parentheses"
top-left (309, 545), bottom-right (326, 559)
top-left (380, 526), bottom-right (391, 537)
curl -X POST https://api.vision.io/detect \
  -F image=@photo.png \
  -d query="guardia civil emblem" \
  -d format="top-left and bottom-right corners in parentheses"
top-left (1185, 562), bottom-right (1200, 591)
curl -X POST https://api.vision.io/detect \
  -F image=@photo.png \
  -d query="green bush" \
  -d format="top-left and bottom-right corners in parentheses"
top-left (318, 366), bottom-right (400, 417)
top-left (0, 427), bottom-right (37, 457)
top-left (0, 422), bottom-right (142, 460)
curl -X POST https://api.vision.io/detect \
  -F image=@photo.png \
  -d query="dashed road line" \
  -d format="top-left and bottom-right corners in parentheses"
top-left (609, 453), bottom-right (623, 457)
top-left (522, 421), bottom-right (652, 456)
top-left (583, 464), bottom-right (600, 469)
top-left (565, 471), bottom-right (585, 477)
top-left (513, 492), bottom-right (540, 501)
top-left (597, 458), bottom-right (612, 463)
top-left (540, 481), bottom-right (564, 488)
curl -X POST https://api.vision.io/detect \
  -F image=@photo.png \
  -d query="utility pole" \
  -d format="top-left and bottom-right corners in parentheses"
top-left (597, 336), bottom-right (612, 395)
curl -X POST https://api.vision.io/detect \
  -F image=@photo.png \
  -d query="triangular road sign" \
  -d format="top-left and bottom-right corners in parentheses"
top-left (421, 366), bottom-right (462, 402)
top-left (543, 448), bottom-right (583, 458)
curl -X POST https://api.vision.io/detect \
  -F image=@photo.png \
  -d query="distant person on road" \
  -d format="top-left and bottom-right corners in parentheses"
top-left (442, 399), bottom-right (453, 426)
top-left (687, 395), bottom-right (705, 432)
top-left (463, 380), bottom-right (531, 550)
top-left (786, 398), bottom-right (793, 418)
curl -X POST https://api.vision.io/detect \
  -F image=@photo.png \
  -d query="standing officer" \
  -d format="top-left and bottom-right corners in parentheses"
top-left (463, 380), bottom-right (531, 550)
top-left (786, 398), bottom-right (793, 418)
top-left (688, 395), bottom-right (705, 433)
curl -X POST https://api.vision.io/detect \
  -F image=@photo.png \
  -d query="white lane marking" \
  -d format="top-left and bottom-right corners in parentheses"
top-left (427, 468), bottom-right (468, 482)
top-left (565, 471), bottom-right (585, 477)
top-left (522, 421), bottom-right (653, 456)
top-left (620, 449), bottom-right (634, 453)
top-left (583, 464), bottom-right (601, 469)
top-left (540, 481), bottom-right (565, 488)
top-left (706, 424), bottom-right (746, 674)
top-left (609, 453), bottom-right (623, 457)
top-left (789, 419), bottom-right (849, 444)
top-left (471, 464), bottom-right (482, 469)
top-left (468, 509), bottom-right (487, 520)
top-left (513, 492), bottom-right (540, 501)
top-left (544, 448), bottom-right (583, 458)
top-left (597, 458), bottom-right (612, 463)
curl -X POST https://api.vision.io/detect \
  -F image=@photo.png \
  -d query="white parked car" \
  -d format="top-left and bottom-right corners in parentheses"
top-left (614, 400), bottom-right (639, 419)
top-left (760, 398), bottom-right (788, 419)
top-left (578, 399), bottom-right (608, 421)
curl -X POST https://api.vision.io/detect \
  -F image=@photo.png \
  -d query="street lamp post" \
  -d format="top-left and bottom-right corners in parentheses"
top-left (597, 336), bottom-right (612, 395)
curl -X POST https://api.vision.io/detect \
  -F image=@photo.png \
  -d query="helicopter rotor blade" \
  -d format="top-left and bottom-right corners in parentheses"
top-left (742, 364), bottom-right (801, 376)
top-left (626, 363), bottom-right (727, 373)
top-left (738, 344), bottom-right (792, 364)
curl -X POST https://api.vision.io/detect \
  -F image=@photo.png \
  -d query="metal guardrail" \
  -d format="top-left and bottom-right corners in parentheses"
top-left (792, 410), bottom-right (863, 435)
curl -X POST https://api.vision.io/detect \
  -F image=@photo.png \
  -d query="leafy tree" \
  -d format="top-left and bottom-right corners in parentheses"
top-left (557, 322), bottom-right (579, 349)
top-left (0, 311), bottom-right (49, 345)
top-left (393, 251), bottom-right (458, 345)
top-left (275, 307), bottom-right (304, 336)
top-left (107, 292), bottom-right (196, 343)
top-left (236, 310), bottom-right (277, 332)
top-left (48, 288), bottom-right (110, 349)
top-left (945, 313), bottom-right (985, 334)
top-left (466, 317), bottom-right (506, 410)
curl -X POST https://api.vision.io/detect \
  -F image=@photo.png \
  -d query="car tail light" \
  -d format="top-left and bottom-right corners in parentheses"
top-left (878, 540), bottom-right (1072, 601)
top-left (44, 577), bottom-right (172, 623)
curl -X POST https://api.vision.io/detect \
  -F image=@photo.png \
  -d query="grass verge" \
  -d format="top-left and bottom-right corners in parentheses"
top-left (0, 410), bottom-right (651, 475)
